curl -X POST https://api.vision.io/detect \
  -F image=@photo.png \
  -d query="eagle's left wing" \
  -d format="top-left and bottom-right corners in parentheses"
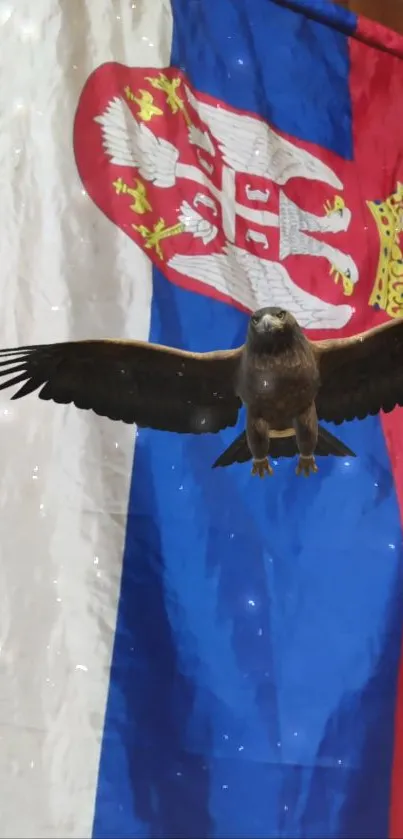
top-left (0, 339), bottom-right (243, 434)
top-left (94, 96), bottom-right (179, 188)
top-left (314, 318), bottom-right (403, 424)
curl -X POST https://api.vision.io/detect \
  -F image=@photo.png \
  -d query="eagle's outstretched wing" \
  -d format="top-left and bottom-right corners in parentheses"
top-left (314, 318), bottom-right (403, 423)
top-left (0, 339), bottom-right (243, 433)
top-left (94, 96), bottom-right (179, 188)
top-left (169, 245), bottom-right (354, 330)
top-left (185, 85), bottom-right (343, 188)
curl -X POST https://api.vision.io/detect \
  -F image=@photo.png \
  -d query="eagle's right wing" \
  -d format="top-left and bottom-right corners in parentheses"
top-left (0, 339), bottom-right (243, 434)
top-left (169, 245), bottom-right (354, 330)
top-left (314, 318), bottom-right (403, 423)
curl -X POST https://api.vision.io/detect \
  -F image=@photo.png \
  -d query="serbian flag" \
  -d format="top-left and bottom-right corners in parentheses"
top-left (72, 0), bottom-right (403, 836)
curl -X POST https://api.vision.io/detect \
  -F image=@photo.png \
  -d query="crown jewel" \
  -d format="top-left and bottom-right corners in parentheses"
top-left (367, 182), bottom-right (403, 318)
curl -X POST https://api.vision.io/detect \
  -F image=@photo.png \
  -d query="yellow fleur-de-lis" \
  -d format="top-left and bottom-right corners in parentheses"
top-left (124, 86), bottom-right (163, 122)
top-left (145, 73), bottom-right (191, 126)
top-left (113, 177), bottom-right (151, 215)
top-left (133, 217), bottom-right (185, 260)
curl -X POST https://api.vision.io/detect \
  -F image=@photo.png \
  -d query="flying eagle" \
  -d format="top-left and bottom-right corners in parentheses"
top-left (0, 307), bottom-right (402, 477)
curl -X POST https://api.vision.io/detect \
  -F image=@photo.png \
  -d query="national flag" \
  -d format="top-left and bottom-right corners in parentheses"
top-left (74, 1), bottom-right (403, 836)
top-left (1, 1), bottom-right (403, 837)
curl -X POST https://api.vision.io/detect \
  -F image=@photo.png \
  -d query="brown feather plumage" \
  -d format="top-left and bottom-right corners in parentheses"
top-left (0, 310), bottom-right (402, 473)
top-left (0, 339), bottom-right (242, 434)
top-left (314, 318), bottom-right (403, 423)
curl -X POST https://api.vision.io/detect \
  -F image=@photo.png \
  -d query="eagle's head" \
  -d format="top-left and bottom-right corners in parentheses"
top-left (247, 307), bottom-right (303, 353)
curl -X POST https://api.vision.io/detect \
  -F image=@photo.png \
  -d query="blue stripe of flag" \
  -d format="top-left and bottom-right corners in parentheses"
top-left (93, 2), bottom-right (403, 837)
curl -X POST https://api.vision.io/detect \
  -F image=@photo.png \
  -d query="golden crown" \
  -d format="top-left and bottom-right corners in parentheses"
top-left (366, 182), bottom-right (403, 318)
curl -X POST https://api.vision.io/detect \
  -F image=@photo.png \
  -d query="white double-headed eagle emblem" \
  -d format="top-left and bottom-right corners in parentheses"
top-left (94, 74), bottom-right (358, 330)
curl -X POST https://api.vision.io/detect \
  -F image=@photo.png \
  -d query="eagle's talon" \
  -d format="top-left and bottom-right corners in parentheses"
top-left (251, 457), bottom-right (273, 478)
top-left (295, 455), bottom-right (318, 477)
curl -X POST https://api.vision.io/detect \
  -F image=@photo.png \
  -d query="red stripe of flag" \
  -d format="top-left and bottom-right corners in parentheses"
top-left (382, 411), bottom-right (403, 839)
top-left (348, 12), bottom-right (403, 835)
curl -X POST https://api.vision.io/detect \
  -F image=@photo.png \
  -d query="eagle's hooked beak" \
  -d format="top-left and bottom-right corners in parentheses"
top-left (260, 313), bottom-right (282, 331)
top-left (329, 264), bottom-right (354, 297)
top-left (342, 275), bottom-right (354, 296)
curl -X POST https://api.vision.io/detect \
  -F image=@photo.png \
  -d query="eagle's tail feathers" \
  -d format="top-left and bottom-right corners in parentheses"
top-left (212, 425), bottom-right (356, 469)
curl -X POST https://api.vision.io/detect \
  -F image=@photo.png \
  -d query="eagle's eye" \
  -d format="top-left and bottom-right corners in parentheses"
top-left (251, 313), bottom-right (260, 325)
top-left (277, 310), bottom-right (286, 320)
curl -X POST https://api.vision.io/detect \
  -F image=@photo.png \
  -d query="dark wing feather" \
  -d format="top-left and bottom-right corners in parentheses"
top-left (0, 339), bottom-right (243, 434)
top-left (314, 318), bottom-right (403, 424)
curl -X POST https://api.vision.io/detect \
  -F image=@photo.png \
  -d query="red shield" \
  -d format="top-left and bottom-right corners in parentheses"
top-left (73, 60), bottom-right (401, 340)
